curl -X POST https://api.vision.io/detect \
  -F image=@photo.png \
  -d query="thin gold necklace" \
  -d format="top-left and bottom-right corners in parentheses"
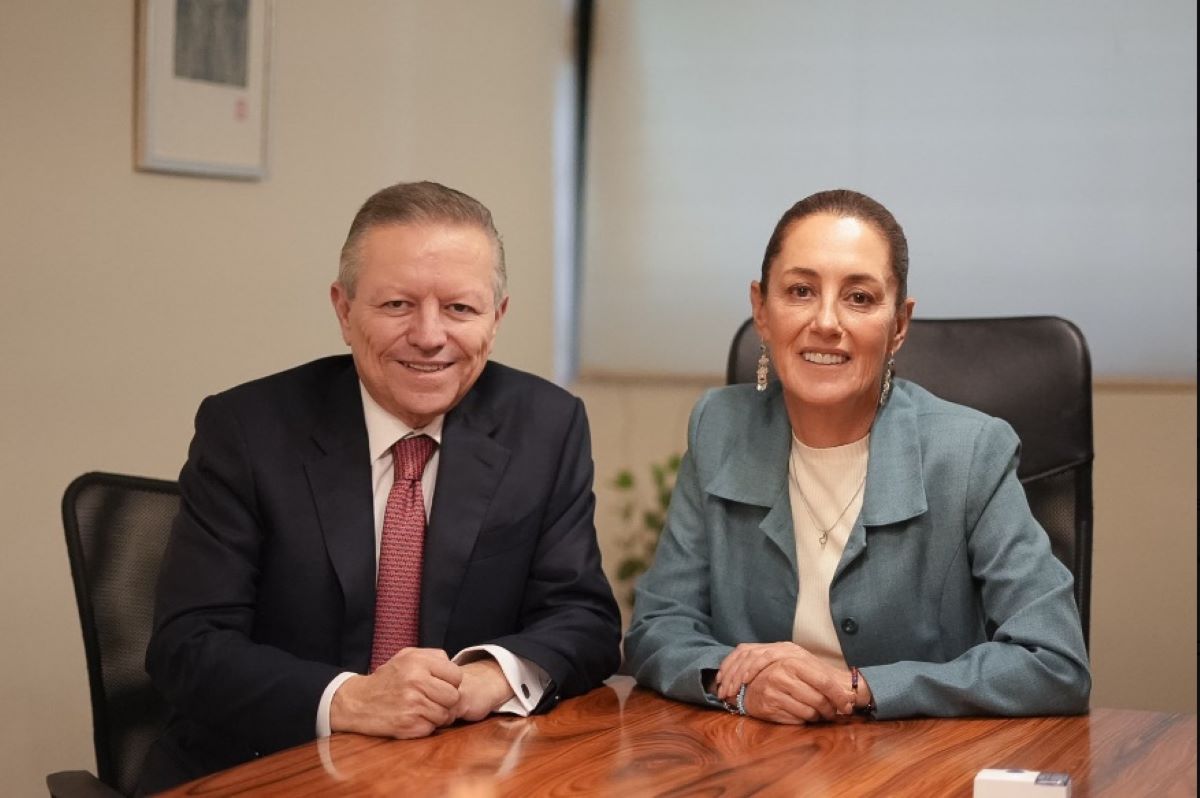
top-left (793, 472), bottom-right (867, 547)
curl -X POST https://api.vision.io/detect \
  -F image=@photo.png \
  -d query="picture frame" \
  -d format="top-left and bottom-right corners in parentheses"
top-left (135, 0), bottom-right (272, 179)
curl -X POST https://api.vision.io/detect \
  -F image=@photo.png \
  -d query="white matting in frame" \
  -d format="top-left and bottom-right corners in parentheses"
top-left (136, 0), bottom-right (272, 179)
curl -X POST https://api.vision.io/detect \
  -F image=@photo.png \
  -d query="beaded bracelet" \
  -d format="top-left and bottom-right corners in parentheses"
top-left (723, 683), bottom-right (748, 716)
top-left (850, 667), bottom-right (875, 715)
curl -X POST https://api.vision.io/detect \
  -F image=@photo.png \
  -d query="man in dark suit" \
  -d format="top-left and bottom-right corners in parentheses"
top-left (140, 181), bottom-right (621, 792)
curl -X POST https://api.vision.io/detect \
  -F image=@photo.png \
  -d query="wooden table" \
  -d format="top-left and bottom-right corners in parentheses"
top-left (162, 676), bottom-right (1196, 797)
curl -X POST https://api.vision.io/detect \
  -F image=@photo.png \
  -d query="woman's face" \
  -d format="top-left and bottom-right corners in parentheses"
top-left (751, 212), bottom-right (914, 443)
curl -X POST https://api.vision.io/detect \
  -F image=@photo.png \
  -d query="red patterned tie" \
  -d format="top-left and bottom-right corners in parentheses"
top-left (370, 434), bottom-right (437, 672)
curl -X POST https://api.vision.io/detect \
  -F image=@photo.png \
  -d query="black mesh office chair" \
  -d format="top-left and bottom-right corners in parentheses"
top-left (49, 473), bottom-right (179, 798)
top-left (727, 316), bottom-right (1094, 646)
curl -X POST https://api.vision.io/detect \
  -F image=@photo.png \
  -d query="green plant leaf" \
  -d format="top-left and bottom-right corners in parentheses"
top-left (610, 453), bottom-right (682, 588)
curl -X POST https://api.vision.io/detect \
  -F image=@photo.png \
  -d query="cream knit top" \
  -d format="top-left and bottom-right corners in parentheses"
top-left (788, 432), bottom-right (870, 670)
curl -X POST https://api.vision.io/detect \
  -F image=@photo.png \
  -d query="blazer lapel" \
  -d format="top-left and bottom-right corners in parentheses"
top-left (835, 381), bottom-right (929, 580)
top-left (860, 380), bottom-right (928, 526)
top-left (420, 390), bottom-right (511, 649)
top-left (700, 382), bottom-right (930, 584)
top-left (303, 365), bottom-right (376, 670)
top-left (704, 383), bottom-right (797, 574)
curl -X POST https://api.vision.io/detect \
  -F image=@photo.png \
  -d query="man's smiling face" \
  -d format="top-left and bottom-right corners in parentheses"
top-left (331, 222), bottom-right (507, 428)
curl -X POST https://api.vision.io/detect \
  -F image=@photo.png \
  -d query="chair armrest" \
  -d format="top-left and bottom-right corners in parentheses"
top-left (46, 770), bottom-right (123, 798)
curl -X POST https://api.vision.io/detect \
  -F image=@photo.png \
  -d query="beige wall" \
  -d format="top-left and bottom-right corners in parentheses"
top-left (0, 2), bottom-right (571, 794)
top-left (1089, 386), bottom-right (1197, 712)
top-left (579, 378), bottom-right (1199, 715)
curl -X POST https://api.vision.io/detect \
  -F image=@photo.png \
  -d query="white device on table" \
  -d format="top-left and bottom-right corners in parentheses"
top-left (974, 769), bottom-right (1071, 798)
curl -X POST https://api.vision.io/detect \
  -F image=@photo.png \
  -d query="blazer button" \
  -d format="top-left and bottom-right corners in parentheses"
top-left (841, 617), bottom-right (859, 635)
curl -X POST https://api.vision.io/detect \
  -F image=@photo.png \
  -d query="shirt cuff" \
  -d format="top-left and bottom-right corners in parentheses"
top-left (453, 644), bottom-right (550, 716)
top-left (316, 671), bottom-right (358, 737)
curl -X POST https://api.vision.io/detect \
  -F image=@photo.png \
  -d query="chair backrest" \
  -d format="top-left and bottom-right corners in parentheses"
top-left (62, 472), bottom-right (179, 796)
top-left (727, 316), bottom-right (1094, 645)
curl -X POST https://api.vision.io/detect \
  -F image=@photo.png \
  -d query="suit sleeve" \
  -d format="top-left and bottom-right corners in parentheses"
top-left (621, 392), bottom-right (733, 708)
top-left (860, 418), bottom-right (1092, 718)
top-left (145, 395), bottom-right (340, 755)
top-left (482, 397), bottom-right (622, 709)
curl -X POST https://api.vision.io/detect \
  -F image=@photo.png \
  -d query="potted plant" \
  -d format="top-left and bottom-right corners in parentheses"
top-left (611, 454), bottom-right (681, 606)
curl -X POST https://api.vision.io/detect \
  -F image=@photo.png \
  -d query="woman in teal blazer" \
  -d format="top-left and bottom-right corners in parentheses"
top-left (623, 190), bottom-right (1090, 722)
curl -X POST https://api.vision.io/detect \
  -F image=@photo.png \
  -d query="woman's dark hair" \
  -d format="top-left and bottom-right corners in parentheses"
top-left (759, 189), bottom-right (908, 308)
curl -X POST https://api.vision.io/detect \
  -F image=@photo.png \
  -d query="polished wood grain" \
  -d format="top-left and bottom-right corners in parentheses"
top-left (161, 677), bottom-right (1196, 797)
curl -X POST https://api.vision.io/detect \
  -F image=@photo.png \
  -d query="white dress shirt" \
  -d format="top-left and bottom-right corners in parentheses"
top-left (314, 384), bottom-right (550, 737)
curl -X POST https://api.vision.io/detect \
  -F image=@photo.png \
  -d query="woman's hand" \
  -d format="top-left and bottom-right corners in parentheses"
top-left (742, 657), bottom-right (856, 723)
top-left (715, 642), bottom-right (803, 701)
top-left (717, 642), bottom-right (855, 720)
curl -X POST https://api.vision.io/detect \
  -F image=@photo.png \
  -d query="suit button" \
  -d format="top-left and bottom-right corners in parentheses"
top-left (841, 618), bottom-right (859, 635)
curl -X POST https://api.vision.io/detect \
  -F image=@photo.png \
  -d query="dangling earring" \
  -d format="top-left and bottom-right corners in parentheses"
top-left (879, 354), bottom-right (895, 407)
top-left (756, 343), bottom-right (770, 392)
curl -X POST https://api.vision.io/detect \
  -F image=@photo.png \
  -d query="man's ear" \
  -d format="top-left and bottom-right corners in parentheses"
top-left (486, 295), bottom-right (509, 353)
top-left (330, 282), bottom-right (353, 346)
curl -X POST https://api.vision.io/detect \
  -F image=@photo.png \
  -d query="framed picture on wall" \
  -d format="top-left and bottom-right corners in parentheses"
top-left (135, 0), bottom-right (272, 179)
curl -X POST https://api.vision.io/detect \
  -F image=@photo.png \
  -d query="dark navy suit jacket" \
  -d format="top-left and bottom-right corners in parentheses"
top-left (140, 356), bottom-right (620, 792)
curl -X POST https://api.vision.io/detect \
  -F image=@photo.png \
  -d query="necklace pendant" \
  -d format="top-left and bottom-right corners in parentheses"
top-left (818, 530), bottom-right (829, 547)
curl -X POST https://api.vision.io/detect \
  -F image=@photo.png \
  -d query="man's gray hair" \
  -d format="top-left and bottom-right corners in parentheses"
top-left (338, 181), bottom-right (507, 302)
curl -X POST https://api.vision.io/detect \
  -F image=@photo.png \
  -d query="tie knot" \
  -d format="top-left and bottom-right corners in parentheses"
top-left (393, 435), bottom-right (437, 481)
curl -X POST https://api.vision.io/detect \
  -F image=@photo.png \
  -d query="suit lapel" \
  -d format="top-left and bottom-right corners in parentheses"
top-left (420, 381), bottom-right (511, 649)
top-left (858, 381), bottom-right (928, 527)
top-left (704, 383), bottom-right (797, 573)
top-left (702, 382), bottom-right (931, 583)
top-left (303, 364), bottom-right (376, 670)
top-left (834, 381), bottom-right (929, 581)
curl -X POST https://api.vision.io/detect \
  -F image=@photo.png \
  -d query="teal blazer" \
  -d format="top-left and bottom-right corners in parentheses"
top-left (624, 379), bottom-right (1090, 718)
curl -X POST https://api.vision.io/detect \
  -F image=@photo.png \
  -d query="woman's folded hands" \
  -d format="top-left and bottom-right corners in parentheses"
top-left (716, 642), bottom-right (859, 723)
